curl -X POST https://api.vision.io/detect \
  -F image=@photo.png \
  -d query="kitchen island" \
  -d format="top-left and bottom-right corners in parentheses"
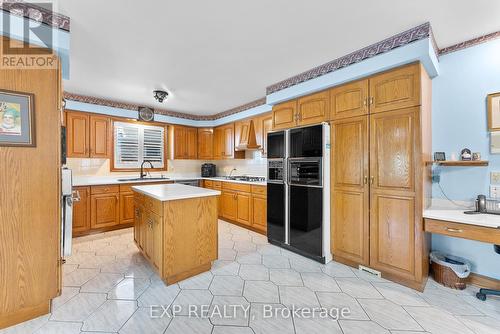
top-left (132, 183), bottom-right (220, 284)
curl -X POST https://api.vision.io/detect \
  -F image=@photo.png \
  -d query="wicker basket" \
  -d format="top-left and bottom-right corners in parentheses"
top-left (431, 261), bottom-right (467, 290)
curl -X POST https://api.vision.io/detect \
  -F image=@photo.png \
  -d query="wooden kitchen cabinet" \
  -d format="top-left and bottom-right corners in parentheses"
top-left (222, 124), bottom-right (235, 159)
top-left (72, 186), bottom-right (91, 235)
top-left (251, 194), bottom-right (267, 233)
top-left (119, 192), bottom-right (135, 225)
top-left (254, 112), bottom-right (273, 157)
top-left (197, 128), bottom-right (214, 159)
top-left (213, 123), bottom-right (243, 159)
top-left (66, 111), bottom-right (89, 158)
top-left (170, 125), bottom-right (198, 159)
top-left (151, 211), bottom-right (163, 272)
top-left (330, 79), bottom-right (369, 120)
top-left (186, 127), bottom-right (198, 159)
top-left (369, 63), bottom-right (421, 114)
top-left (272, 100), bottom-right (297, 130)
top-left (236, 191), bottom-right (251, 226)
top-left (297, 90), bottom-right (330, 126)
top-left (66, 111), bottom-right (111, 158)
top-left (221, 190), bottom-right (238, 221)
top-left (331, 116), bottom-right (369, 266)
top-left (91, 192), bottom-right (120, 229)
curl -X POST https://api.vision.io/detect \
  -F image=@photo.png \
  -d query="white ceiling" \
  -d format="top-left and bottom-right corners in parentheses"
top-left (56, 0), bottom-right (500, 116)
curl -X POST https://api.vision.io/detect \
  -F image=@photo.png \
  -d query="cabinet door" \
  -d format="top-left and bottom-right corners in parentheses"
top-left (369, 108), bottom-right (418, 279)
top-left (72, 186), bottom-right (91, 234)
top-left (221, 190), bottom-right (237, 221)
top-left (186, 127), bottom-right (198, 159)
top-left (151, 211), bottom-right (163, 272)
top-left (369, 63), bottom-right (420, 114)
top-left (272, 100), bottom-right (297, 130)
top-left (222, 125), bottom-right (234, 159)
top-left (197, 128), bottom-right (214, 159)
top-left (91, 193), bottom-right (119, 229)
top-left (236, 192), bottom-right (251, 226)
top-left (251, 195), bottom-right (267, 233)
top-left (213, 128), bottom-right (223, 160)
top-left (235, 121), bottom-right (250, 149)
top-left (144, 212), bottom-right (154, 260)
top-left (174, 126), bottom-right (187, 159)
top-left (120, 192), bottom-right (135, 225)
top-left (66, 111), bottom-right (89, 157)
top-left (134, 205), bottom-right (142, 246)
top-left (331, 117), bottom-right (369, 265)
top-left (330, 79), bottom-right (369, 120)
top-left (89, 115), bottom-right (110, 158)
top-left (297, 90), bottom-right (329, 126)
top-left (254, 113), bottom-right (273, 157)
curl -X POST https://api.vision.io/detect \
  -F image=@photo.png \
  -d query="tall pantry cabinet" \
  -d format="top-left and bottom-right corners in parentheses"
top-left (330, 63), bottom-right (432, 290)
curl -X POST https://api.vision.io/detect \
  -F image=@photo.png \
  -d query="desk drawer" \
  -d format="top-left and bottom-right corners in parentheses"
top-left (91, 185), bottom-right (120, 195)
top-left (424, 218), bottom-right (500, 244)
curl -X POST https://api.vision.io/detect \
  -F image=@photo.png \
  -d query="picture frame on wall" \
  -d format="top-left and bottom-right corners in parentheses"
top-left (0, 89), bottom-right (35, 147)
top-left (488, 92), bottom-right (500, 131)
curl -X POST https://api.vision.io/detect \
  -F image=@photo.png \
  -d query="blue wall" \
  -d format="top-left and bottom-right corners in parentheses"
top-left (431, 38), bottom-right (500, 279)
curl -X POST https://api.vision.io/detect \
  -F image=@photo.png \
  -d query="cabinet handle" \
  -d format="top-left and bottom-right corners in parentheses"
top-left (369, 97), bottom-right (374, 105)
top-left (363, 176), bottom-right (368, 184)
top-left (370, 176), bottom-right (374, 185)
top-left (298, 113), bottom-right (302, 121)
top-left (115, 195), bottom-right (119, 202)
top-left (446, 227), bottom-right (463, 233)
top-left (363, 98), bottom-right (368, 107)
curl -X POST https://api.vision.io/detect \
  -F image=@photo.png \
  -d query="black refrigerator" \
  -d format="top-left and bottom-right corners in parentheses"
top-left (266, 123), bottom-right (331, 263)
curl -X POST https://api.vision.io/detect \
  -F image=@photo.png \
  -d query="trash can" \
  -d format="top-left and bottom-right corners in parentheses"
top-left (430, 252), bottom-right (471, 290)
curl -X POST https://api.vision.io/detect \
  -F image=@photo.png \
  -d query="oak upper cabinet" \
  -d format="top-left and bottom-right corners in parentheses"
top-left (66, 111), bottom-right (111, 158)
top-left (236, 191), bottom-right (251, 226)
top-left (72, 186), bottom-right (91, 235)
top-left (222, 124), bottom-right (235, 159)
top-left (89, 115), bottom-right (111, 158)
top-left (297, 90), bottom-right (330, 126)
top-left (213, 127), bottom-right (224, 160)
top-left (369, 108), bottom-right (418, 280)
top-left (330, 79), bottom-right (369, 120)
top-left (255, 113), bottom-right (273, 157)
top-left (331, 116), bottom-right (369, 266)
top-left (173, 126), bottom-right (186, 159)
top-left (186, 127), bottom-right (198, 159)
top-left (272, 100), bottom-right (297, 130)
top-left (66, 111), bottom-right (90, 157)
top-left (369, 63), bottom-right (421, 114)
top-left (90, 186), bottom-right (120, 229)
top-left (170, 126), bottom-right (197, 159)
top-left (197, 128), bottom-right (214, 159)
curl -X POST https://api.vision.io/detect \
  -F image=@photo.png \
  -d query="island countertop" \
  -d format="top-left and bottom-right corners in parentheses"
top-left (132, 183), bottom-right (221, 201)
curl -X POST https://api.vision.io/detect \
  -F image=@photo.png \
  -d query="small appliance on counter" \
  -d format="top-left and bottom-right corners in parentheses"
top-left (465, 194), bottom-right (500, 215)
top-left (201, 163), bottom-right (216, 177)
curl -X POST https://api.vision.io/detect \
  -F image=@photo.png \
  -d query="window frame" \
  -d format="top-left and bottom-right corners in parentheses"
top-left (110, 118), bottom-right (168, 172)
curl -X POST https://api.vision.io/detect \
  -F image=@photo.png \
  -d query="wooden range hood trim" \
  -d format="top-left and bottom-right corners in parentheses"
top-left (235, 119), bottom-right (261, 151)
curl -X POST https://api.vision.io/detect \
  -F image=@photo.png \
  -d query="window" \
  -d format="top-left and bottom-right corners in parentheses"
top-left (114, 121), bottom-right (165, 169)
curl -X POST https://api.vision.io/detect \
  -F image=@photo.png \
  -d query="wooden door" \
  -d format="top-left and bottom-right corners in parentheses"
top-left (120, 192), bottom-right (135, 225)
top-left (186, 127), bottom-right (198, 159)
top-left (297, 91), bottom-right (329, 126)
top-left (251, 195), bottom-right (267, 233)
top-left (151, 211), bottom-right (163, 272)
top-left (369, 108), bottom-right (418, 279)
top-left (221, 190), bottom-right (237, 221)
top-left (236, 192), bottom-right (251, 226)
top-left (197, 128), bottom-right (213, 159)
top-left (222, 124), bottom-right (234, 159)
top-left (272, 100), bottom-right (297, 130)
top-left (89, 115), bottom-right (110, 158)
top-left (330, 79), bottom-right (369, 120)
top-left (174, 126), bottom-right (187, 159)
top-left (72, 186), bottom-right (91, 235)
top-left (91, 193), bottom-right (119, 229)
top-left (369, 63), bottom-right (420, 114)
top-left (66, 111), bottom-right (89, 157)
top-left (213, 128), bottom-right (223, 160)
top-left (331, 117), bottom-right (369, 265)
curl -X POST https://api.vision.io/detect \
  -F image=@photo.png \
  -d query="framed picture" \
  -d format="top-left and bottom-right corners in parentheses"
top-left (0, 89), bottom-right (35, 147)
top-left (488, 92), bottom-right (500, 131)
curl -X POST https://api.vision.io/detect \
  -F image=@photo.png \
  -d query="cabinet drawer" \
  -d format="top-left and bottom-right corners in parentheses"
top-left (213, 181), bottom-right (222, 190)
top-left (251, 185), bottom-right (267, 196)
top-left (204, 180), bottom-right (213, 188)
top-left (91, 185), bottom-right (120, 195)
top-left (144, 196), bottom-right (163, 216)
top-left (222, 182), bottom-right (251, 193)
top-left (424, 218), bottom-right (500, 244)
top-left (120, 184), bottom-right (134, 193)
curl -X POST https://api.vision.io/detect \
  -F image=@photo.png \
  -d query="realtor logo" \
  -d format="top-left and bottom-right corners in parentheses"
top-left (1, 1), bottom-right (57, 69)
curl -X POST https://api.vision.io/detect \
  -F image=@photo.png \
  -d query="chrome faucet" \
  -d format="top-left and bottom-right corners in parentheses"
top-left (140, 160), bottom-right (154, 179)
top-left (228, 168), bottom-right (237, 179)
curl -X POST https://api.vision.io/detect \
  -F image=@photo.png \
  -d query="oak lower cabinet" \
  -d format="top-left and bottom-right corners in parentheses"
top-left (72, 186), bottom-right (91, 234)
top-left (134, 194), bottom-right (163, 273)
top-left (91, 192), bottom-right (120, 229)
top-left (236, 191), bottom-right (251, 226)
top-left (120, 192), bottom-right (135, 225)
top-left (221, 190), bottom-right (238, 221)
top-left (330, 63), bottom-right (431, 291)
top-left (251, 192), bottom-right (267, 233)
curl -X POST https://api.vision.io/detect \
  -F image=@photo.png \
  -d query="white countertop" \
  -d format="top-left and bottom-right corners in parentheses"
top-left (72, 175), bottom-right (267, 187)
top-left (132, 183), bottom-right (221, 202)
top-left (423, 209), bottom-right (500, 229)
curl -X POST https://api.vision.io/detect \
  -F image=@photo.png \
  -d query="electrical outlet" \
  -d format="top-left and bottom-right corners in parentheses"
top-left (490, 185), bottom-right (500, 199)
top-left (491, 172), bottom-right (500, 184)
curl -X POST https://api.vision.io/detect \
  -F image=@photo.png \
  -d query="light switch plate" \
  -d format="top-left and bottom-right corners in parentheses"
top-left (490, 185), bottom-right (500, 199)
top-left (491, 172), bottom-right (500, 184)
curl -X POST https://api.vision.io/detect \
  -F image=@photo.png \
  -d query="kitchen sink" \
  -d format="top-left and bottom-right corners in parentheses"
top-left (117, 177), bottom-right (170, 182)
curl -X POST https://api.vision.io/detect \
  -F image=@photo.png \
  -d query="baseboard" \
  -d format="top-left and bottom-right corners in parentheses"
top-left (0, 301), bottom-right (49, 330)
top-left (468, 273), bottom-right (500, 290)
top-left (73, 223), bottom-right (134, 237)
top-left (219, 217), bottom-right (267, 236)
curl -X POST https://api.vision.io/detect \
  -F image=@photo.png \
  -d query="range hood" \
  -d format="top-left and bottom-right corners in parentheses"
top-left (235, 119), bottom-right (261, 151)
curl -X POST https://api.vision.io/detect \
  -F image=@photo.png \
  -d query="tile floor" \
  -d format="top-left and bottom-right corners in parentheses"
top-left (2, 220), bottom-right (500, 334)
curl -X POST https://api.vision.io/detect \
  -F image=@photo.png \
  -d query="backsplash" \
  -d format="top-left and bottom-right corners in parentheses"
top-left (67, 150), bottom-right (267, 178)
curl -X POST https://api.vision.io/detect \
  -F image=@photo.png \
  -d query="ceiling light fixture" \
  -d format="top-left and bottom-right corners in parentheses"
top-left (153, 90), bottom-right (168, 103)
